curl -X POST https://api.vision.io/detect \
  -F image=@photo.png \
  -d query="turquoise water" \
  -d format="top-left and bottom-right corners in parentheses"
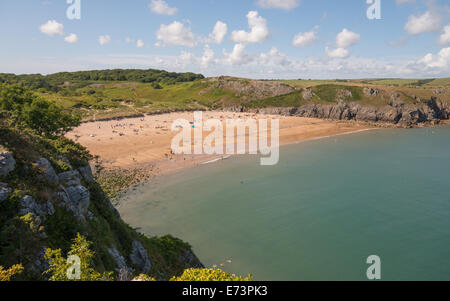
top-left (118, 127), bottom-right (450, 281)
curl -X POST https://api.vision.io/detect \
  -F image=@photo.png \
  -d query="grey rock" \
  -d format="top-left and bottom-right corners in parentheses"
top-left (63, 185), bottom-right (90, 218)
top-left (20, 195), bottom-right (44, 216)
top-left (108, 246), bottom-right (132, 275)
top-left (58, 170), bottom-right (81, 186)
top-left (129, 241), bottom-right (151, 274)
top-left (35, 158), bottom-right (58, 184)
top-left (0, 186), bottom-right (12, 204)
top-left (78, 165), bottom-right (94, 183)
top-left (0, 152), bottom-right (16, 178)
top-left (19, 196), bottom-right (55, 217)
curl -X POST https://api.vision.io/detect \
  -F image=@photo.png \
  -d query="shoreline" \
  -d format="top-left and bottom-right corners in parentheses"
top-left (66, 111), bottom-right (382, 198)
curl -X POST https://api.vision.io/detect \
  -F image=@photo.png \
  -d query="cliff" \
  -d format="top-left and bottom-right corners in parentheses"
top-left (0, 125), bottom-right (203, 280)
top-left (239, 86), bottom-right (450, 127)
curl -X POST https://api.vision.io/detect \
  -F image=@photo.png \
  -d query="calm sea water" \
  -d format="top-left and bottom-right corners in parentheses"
top-left (118, 127), bottom-right (450, 280)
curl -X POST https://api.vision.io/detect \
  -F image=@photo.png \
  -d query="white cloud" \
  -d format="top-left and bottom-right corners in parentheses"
top-left (40, 20), bottom-right (64, 36)
top-left (64, 33), bottom-right (78, 44)
top-left (137, 40), bottom-right (145, 48)
top-left (292, 30), bottom-right (317, 47)
top-left (325, 47), bottom-right (349, 59)
top-left (210, 21), bottom-right (228, 44)
top-left (439, 25), bottom-right (450, 45)
top-left (336, 28), bottom-right (360, 48)
top-left (256, 0), bottom-right (300, 11)
top-left (259, 47), bottom-right (291, 67)
top-left (404, 11), bottom-right (442, 35)
top-left (201, 45), bottom-right (215, 68)
top-left (230, 11), bottom-right (270, 44)
top-left (418, 47), bottom-right (450, 69)
top-left (155, 21), bottom-right (195, 47)
top-left (149, 0), bottom-right (178, 16)
top-left (223, 44), bottom-right (252, 65)
top-left (99, 35), bottom-right (111, 46)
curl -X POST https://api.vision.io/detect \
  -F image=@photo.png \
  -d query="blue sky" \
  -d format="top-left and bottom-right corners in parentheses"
top-left (0, 0), bottom-right (449, 79)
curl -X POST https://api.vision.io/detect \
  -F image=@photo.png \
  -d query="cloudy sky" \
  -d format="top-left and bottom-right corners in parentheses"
top-left (0, 0), bottom-right (450, 79)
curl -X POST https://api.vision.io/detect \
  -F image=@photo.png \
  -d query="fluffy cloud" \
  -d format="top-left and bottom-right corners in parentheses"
top-left (137, 40), bottom-right (145, 48)
top-left (256, 0), bottom-right (300, 11)
top-left (40, 20), bottom-right (64, 36)
top-left (149, 0), bottom-right (178, 16)
top-left (439, 25), bottom-right (450, 45)
top-left (223, 44), bottom-right (252, 65)
top-left (418, 47), bottom-right (450, 69)
top-left (210, 21), bottom-right (228, 44)
top-left (336, 28), bottom-right (360, 48)
top-left (292, 30), bottom-right (317, 47)
top-left (404, 11), bottom-right (442, 35)
top-left (230, 11), bottom-right (270, 44)
top-left (99, 35), bottom-right (111, 46)
top-left (325, 47), bottom-right (349, 59)
top-left (64, 33), bottom-right (78, 44)
top-left (155, 21), bottom-right (195, 47)
top-left (201, 45), bottom-right (215, 68)
top-left (259, 47), bottom-right (291, 67)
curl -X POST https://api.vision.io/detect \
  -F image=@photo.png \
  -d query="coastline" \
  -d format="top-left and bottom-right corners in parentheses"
top-left (66, 111), bottom-right (380, 196)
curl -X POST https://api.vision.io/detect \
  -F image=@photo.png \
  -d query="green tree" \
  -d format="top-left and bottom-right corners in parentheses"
top-left (0, 83), bottom-right (80, 136)
top-left (44, 233), bottom-right (113, 281)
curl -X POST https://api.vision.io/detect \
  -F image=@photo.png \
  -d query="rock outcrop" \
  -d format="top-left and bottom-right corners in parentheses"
top-left (108, 246), bottom-right (132, 276)
top-left (245, 96), bottom-right (450, 127)
top-left (78, 165), bottom-right (94, 183)
top-left (35, 158), bottom-right (58, 184)
top-left (129, 241), bottom-right (151, 274)
top-left (57, 170), bottom-right (91, 221)
top-left (19, 195), bottom-right (55, 217)
top-left (0, 183), bottom-right (12, 204)
top-left (0, 152), bottom-right (16, 178)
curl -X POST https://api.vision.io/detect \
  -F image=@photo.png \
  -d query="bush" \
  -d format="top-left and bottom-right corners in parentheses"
top-left (0, 84), bottom-right (81, 136)
top-left (0, 264), bottom-right (23, 281)
top-left (171, 268), bottom-right (252, 281)
top-left (44, 233), bottom-right (113, 281)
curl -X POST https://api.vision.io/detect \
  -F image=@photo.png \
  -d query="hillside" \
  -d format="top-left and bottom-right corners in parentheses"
top-left (0, 83), bottom-right (254, 281)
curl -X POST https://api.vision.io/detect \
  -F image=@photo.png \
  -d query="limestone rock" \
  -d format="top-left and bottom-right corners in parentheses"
top-left (0, 186), bottom-right (12, 204)
top-left (35, 158), bottom-right (58, 184)
top-left (129, 241), bottom-right (151, 274)
top-left (108, 246), bottom-right (132, 276)
top-left (0, 152), bottom-right (16, 178)
top-left (19, 195), bottom-right (55, 217)
top-left (58, 170), bottom-right (81, 187)
top-left (78, 165), bottom-right (94, 183)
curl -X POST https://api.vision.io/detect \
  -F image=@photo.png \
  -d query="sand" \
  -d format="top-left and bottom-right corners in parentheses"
top-left (66, 112), bottom-right (373, 177)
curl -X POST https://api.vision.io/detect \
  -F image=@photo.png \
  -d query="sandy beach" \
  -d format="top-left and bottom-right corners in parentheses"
top-left (66, 112), bottom-right (373, 178)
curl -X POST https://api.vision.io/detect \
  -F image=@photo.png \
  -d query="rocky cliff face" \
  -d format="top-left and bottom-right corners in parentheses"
top-left (0, 147), bottom-right (203, 280)
top-left (242, 95), bottom-right (450, 127)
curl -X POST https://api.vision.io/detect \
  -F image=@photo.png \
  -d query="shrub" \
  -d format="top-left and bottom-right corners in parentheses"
top-left (44, 233), bottom-right (113, 281)
top-left (171, 268), bottom-right (252, 281)
top-left (0, 264), bottom-right (23, 281)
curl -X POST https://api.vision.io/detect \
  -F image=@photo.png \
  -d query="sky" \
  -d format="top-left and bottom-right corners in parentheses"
top-left (0, 0), bottom-right (449, 79)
